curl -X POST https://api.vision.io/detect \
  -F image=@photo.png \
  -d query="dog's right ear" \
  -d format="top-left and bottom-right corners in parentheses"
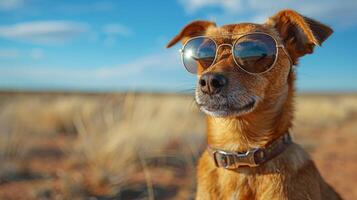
top-left (166, 20), bottom-right (216, 48)
top-left (266, 9), bottom-right (333, 64)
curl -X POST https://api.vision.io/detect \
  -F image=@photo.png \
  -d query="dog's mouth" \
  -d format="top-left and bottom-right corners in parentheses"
top-left (197, 97), bottom-right (257, 117)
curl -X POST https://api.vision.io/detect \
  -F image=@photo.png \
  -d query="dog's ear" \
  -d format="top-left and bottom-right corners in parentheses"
top-left (166, 20), bottom-right (216, 48)
top-left (266, 9), bottom-right (333, 64)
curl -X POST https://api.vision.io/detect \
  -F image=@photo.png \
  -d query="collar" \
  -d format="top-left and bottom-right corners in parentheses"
top-left (207, 133), bottom-right (292, 169)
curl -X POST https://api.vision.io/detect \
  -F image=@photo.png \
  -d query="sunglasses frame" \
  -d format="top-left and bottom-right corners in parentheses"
top-left (179, 32), bottom-right (292, 75)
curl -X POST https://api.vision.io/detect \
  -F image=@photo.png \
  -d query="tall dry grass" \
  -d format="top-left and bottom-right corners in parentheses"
top-left (68, 93), bottom-right (204, 198)
top-left (295, 94), bottom-right (357, 127)
top-left (0, 92), bottom-right (356, 199)
top-left (0, 93), bottom-right (205, 199)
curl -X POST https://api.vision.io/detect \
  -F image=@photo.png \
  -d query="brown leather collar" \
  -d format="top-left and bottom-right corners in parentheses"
top-left (207, 133), bottom-right (292, 169)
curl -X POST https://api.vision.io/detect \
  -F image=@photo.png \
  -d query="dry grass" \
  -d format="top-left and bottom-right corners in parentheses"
top-left (295, 94), bottom-right (357, 126)
top-left (0, 92), bottom-right (204, 199)
top-left (70, 93), bottom-right (204, 199)
top-left (0, 92), bottom-right (356, 199)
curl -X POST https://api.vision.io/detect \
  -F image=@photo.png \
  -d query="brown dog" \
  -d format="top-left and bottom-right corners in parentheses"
top-left (167, 9), bottom-right (343, 200)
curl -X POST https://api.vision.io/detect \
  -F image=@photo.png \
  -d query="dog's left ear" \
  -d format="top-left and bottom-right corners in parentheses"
top-left (266, 9), bottom-right (333, 64)
top-left (166, 20), bottom-right (216, 48)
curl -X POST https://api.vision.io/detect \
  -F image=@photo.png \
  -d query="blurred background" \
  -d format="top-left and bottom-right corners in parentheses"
top-left (0, 0), bottom-right (356, 199)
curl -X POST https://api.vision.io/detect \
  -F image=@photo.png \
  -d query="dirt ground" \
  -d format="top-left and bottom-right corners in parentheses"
top-left (0, 92), bottom-right (356, 199)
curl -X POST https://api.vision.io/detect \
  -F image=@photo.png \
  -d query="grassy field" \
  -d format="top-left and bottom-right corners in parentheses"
top-left (0, 91), bottom-right (356, 200)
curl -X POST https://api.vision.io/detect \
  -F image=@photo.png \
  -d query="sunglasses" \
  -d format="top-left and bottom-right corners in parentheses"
top-left (179, 32), bottom-right (292, 74)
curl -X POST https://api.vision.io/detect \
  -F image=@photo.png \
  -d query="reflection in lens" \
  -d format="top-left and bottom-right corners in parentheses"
top-left (182, 37), bottom-right (216, 74)
top-left (184, 49), bottom-right (193, 59)
top-left (233, 34), bottom-right (277, 73)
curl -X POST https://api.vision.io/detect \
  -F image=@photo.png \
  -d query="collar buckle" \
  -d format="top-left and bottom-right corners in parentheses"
top-left (212, 148), bottom-right (259, 169)
top-left (208, 133), bottom-right (292, 170)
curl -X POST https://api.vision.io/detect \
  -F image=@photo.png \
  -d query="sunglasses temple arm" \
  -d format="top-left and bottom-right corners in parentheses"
top-left (278, 45), bottom-right (294, 66)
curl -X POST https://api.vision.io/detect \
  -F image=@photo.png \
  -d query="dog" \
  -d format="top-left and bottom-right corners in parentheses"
top-left (167, 9), bottom-right (343, 200)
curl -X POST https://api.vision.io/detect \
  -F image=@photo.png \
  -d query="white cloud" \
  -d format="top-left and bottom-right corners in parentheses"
top-left (0, 48), bottom-right (20, 58)
top-left (102, 23), bottom-right (132, 47)
top-left (0, 48), bottom-right (46, 60)
top-left (179, 0), bottom-right (241, 13)
top-left (0, 48), bottom-right (188, 90)
top-left (56, 1), bottom-right (117, 13)
top-left (0, 21), bottom-right (89, 44)
top-left (102, 23), bottom-right (131, 36)
top-left (0, 0), bottom-right (116, 12)
top-left (0, 0), bottom-right (24, 10)
top-left (94, 49), bottom-right (180, 78)
top-left (0, 20), bottom-right (132, 48)
top-left (178, 0), bottom-right (357, 27)
top-left (0, 49), bottom-right (182, 89)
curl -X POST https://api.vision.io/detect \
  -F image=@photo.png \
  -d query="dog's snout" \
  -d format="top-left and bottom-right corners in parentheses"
top-left (199, 73), bottom-right (227, 95)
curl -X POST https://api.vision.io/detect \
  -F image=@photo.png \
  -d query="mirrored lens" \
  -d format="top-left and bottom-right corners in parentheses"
top-left (233, 34), bottom-right (277, 73)
top-left (182, 37), bottom-right (216, 74)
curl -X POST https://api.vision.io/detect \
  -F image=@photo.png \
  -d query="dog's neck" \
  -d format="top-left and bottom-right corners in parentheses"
top-left (206, 73), bottom-right (295, 152)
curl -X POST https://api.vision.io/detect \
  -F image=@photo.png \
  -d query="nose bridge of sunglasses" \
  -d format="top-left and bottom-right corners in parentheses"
top-left (217, 43), bottom-right (233, 50)
top-left (215, 44), bottom-right (233, 59)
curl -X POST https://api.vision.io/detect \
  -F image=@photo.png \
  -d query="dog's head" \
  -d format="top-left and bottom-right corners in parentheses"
top-left (167, 10), bottom-right (332, 118)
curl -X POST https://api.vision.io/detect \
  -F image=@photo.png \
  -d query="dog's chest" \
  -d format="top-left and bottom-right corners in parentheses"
top-left (217, 170), bottom-right (254, 200)
top-left (217, 169), bottom-right (286, 200)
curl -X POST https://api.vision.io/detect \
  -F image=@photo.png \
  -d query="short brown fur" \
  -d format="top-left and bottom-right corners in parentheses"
top-left (167, 9), bottom-right (341, 200)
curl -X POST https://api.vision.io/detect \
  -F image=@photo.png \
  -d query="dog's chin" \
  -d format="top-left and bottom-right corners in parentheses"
top-left (199, 99), bottom-right (257, 117)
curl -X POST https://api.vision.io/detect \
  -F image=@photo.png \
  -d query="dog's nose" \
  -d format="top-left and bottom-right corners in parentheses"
top-left (199, 73), bottom-right (227, 95)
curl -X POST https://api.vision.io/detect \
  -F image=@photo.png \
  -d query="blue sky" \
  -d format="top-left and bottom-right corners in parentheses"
top-left (0, 0), bottom-right (356, 92)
